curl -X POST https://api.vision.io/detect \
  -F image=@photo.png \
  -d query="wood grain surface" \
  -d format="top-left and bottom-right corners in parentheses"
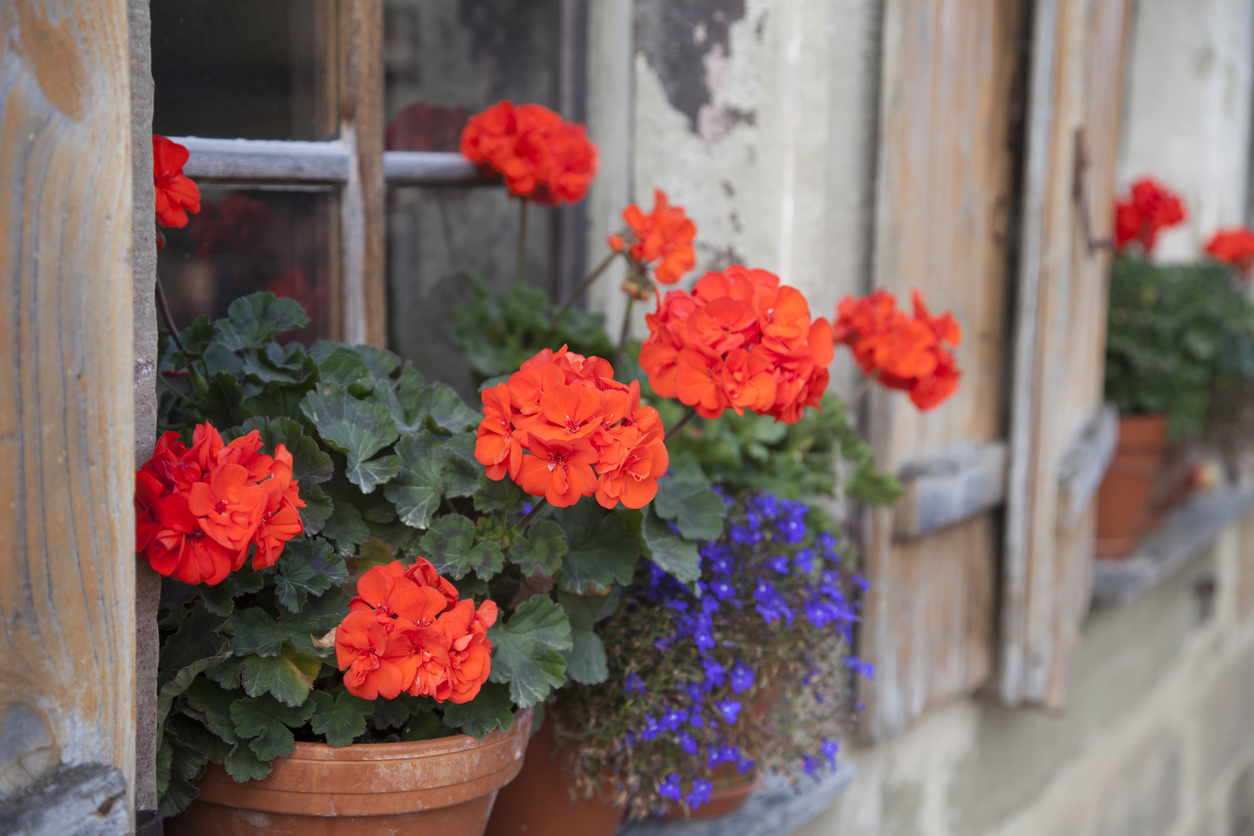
top-left (860, 0), bottom-right (1024, 740)
top-left (999, 0), bottom-right (1128, 708)
top-left (0, 0), bottom-right (135, 815)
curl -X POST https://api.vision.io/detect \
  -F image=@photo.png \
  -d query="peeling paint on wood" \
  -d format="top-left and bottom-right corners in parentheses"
top-left (1056, 404), bottom-right (1118, 533)
top-left (895, 442), bottom-right (1008, 540)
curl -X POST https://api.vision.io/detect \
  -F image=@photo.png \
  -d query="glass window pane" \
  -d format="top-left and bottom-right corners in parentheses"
top-left (151, 0), bottom-right (338, 141)
top-left (383, 0), bottom-right (562, 389)
top-left (158, 188), bottom-right (340, 344)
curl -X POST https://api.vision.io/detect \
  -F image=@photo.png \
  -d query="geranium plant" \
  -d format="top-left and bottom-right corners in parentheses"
top-left (146, 295), bottom-right (727, 817)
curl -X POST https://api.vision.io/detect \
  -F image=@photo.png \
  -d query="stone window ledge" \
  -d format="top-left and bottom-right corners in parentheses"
top-left (1092, 486), bottom-right (1254, 607)
top-left (617, 762), bottom-right (854, 836)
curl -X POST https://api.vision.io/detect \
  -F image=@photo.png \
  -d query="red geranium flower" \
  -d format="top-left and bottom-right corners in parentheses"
top-left (638, 266), bottom-right (834, 423)
top-left (609, 189), bottom-right (698, 290)
top-left (134, 422), bottom-right (305, 584)
top-left (1114, 177), bottom-right (1186, 255)
top-left (153, 135), bottom-right (201, 228)
top-left (460, 101), bottom-right (598, 205)
top-left (833, 289), bottom-right (962, 411)
top-left (1205, 226), bottom-right (1254, 275)
top-left (335, 559), bottom-right (494, 704)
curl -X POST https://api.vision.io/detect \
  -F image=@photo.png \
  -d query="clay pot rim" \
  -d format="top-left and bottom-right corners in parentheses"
top-left (284, 714), bottom-right (527, 762)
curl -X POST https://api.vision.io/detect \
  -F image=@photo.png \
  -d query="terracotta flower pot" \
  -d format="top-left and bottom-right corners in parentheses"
top-left (662, 772), bottom-right (758, 820)
top-left (168, 708), bottom-right (532, 836)
top-left (1095, 413), bottom-right (1169, 559)
top-left (485, 718), bottom-right (625, 836)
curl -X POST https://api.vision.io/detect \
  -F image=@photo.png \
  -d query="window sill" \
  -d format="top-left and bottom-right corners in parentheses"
top-left (1091, 486), bottom-right (1254, 607)
top-left (616, 762), bottom-right (854, 836)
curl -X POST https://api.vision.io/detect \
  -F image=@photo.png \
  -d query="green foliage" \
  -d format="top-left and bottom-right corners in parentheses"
top-left (153, 292), bottom-right (707, 818)
top-left (451, 275), bottom-right (615, 386)
top-left (1106, 255), bottom-right (1254, 437)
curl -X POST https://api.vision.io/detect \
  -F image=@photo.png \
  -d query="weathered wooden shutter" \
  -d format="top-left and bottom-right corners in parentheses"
top-left (999, 0), bottom-right (1129, 708)
top-left (859, 0), bottom-right (1026, 740)
top-left (0, 0), bottom-right (136, 829)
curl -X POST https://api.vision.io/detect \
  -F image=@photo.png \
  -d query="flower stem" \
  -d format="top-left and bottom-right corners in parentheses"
top-left (846, 373), bottom-right (878, 408)
top-left (514, 198), bottom-right (530, 287)
top-left (515, 497), bottom-right (549, 534)
top-left (664, 406), bottom-right (699, 442)
top-left (613, 295), bottom-right (635, 370)
top-left (154, 273), bottom-right (184, 352)
top-left (552, 251), bottom-right (618, 327)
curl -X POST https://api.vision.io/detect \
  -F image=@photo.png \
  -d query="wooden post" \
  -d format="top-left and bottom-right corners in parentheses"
top-left (0, 1), bottom-right (136, 832)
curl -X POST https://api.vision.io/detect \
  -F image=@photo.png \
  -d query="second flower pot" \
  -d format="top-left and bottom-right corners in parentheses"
top-left (1095, 413), bottom-right (1169, 558)
top-left (167, 708), bottom-right (532, 836)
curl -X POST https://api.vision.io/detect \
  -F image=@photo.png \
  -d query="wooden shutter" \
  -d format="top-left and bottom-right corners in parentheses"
top-left (859, 0), bottom-right (1025, 741)
top-left (0, 0), bottom-right (135, 826)
top-left (999, 0), bottom-right (1129, 708)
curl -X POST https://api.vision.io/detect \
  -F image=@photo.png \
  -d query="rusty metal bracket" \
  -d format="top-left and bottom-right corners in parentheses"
top-left (1073, 127), bottom-right (1113, 256)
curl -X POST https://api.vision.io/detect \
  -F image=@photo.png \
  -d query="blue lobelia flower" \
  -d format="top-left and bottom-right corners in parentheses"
top-left (624, 671), bottom-right (647, 694)
top-left (658, 773), bottom-right (683, 801)
top-left (714, 698), bottom-right (743, 725)
top-left (729, 659), bottom-right (755, 695)
top-left (685, 777), bottom-right (713, 809)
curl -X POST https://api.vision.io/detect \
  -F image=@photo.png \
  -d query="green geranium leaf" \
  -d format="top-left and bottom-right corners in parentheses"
top-left (553, 504), bottom-right (639, 593)
top-left (240, 341), bottom-right (315, 384)
top-left (316, 347), bottom-right (376, 392)
top-left (230, 608), bottom-right (287, 658)
top-left (165, 713), bottom-right (231, 766)
top-left (474, 473), bottom-right (525, 514)
top-left (178, 315), bottom-right (216, 357)
top-left (510, 520), bottom-right (567, 577)
top-left (555, 590), bottom-right (618, 686)
top-left (441, 682), bottom-right (515, 738)
top-left (156, 610), bottom-right (231, 726)
top-left (201, 657), bottom-right (246, 692)
top-left (299, 484), bottom-right (334, 536)
top-left (217, 292), bottom-right (308, 351)
top-left (279, 588), bottom-right (351, 645)
top-left (309, 691), bottom-right (372, 747)
top-left (653, 477), bottom-right (726, 541)
top-left (372, 697), bottom-right (411, 730)
top-left (230, 694), bottom-right (316, 761)
top-left (322, 500), bottom-right (371, 556)
top-left (415, 381), bottom-right (480, 434)
top-left (238, 653), bottom-right (313, 707)
top-left (300, 384), bottom-right (399, 493)
top-left (346, 344), bottom-right (402, 379)
top-left (487, 596), bottom-right (572, 708)
top-left (224, 741), bottom-right (272, 783)
top-left (180, 679), bottom-right (243, 745)
top-left (195, 371), bottom-right (246, 430)
top-left (385, 431), bottom-right (447, 530)
top-left (641, 508), bottom-right (702, 585)
top-left (273, 539), bottom-right (346, 612)
top-left (379, 368), bottom-right (428, 434)
top-left (419, 514), bottom-right (476, 579)
top-left (442, 455), bottom-right (481, 499)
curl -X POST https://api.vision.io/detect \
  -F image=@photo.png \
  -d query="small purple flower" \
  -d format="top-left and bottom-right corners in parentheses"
top-left (678, 731), bottom-right (698, 755)
top-left (710, 579), bottom-right (737, 600)
top-left (708, 744), bottom-right (739, 769)
top-left (665, 598), bottom-right (690, 613)
top-left (847, 656), bottom-right (875, 680)
top-left (686, 682), bottom-right (705, 703)
top-left (685, 777), bottom-right (713, 810)
top-left (729, 660), bottom-right (755, 695)
top-left (639, 715), bottom-right (661, 741)
top-left (688, 712), bottom-right (705, 729)
top-left (624, 671), bottom-right (646, 694)
top-left (768, 555), bottom-right (791, 574)
top-left (702, 657), bottom-right (726, 689)
top-left (793, 548), bottom-right (817, 574)
top-left (803, 755), bottom-right (817, 775)
top-left (736, 754), bottom-right (756, 774)
top-left (658, 773), bottom-right (683, 801)
top-left (660, 708), bottom-right (688, 731)
top-left (821, 738), bottom-right (840, 765)
top-left (714, 698), bottom-right (743, 725)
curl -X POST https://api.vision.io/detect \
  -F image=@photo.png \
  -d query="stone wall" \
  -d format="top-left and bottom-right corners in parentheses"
top-left (1117, 0), bottom-right (1254, 261)
top-left (796, 510), bottom-right (1254, 836)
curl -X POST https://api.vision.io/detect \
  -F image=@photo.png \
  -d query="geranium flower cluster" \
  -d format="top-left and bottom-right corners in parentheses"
top-left (135, 424), bottom-right (305, 586)
top-left (460, 100), bottom-right (599, 205)
top-left (1114, 177), bottom-right (1186, 255)
top-left (335, 559), bottom-right (497, 703)
top-left (153, 134), bottom-right (201, 229)
top-left (609, 188), bottom-right (697, 291)
top-left (639, 266), bottom-right (835, 423)
top-left (474, 347), bottom-right (669, 509)
top-left (1205, 226), bottom-right (1254, 275)
top-left (557, 490), bottom-right (867, 816)
top-left (833, 289), bottom-right (962, 411)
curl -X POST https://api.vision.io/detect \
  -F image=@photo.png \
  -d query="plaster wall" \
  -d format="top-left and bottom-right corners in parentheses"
top-left (1117, 0), bottom-right (1254, 261)
top-left (798, 511), bottom-right (1254, 836)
